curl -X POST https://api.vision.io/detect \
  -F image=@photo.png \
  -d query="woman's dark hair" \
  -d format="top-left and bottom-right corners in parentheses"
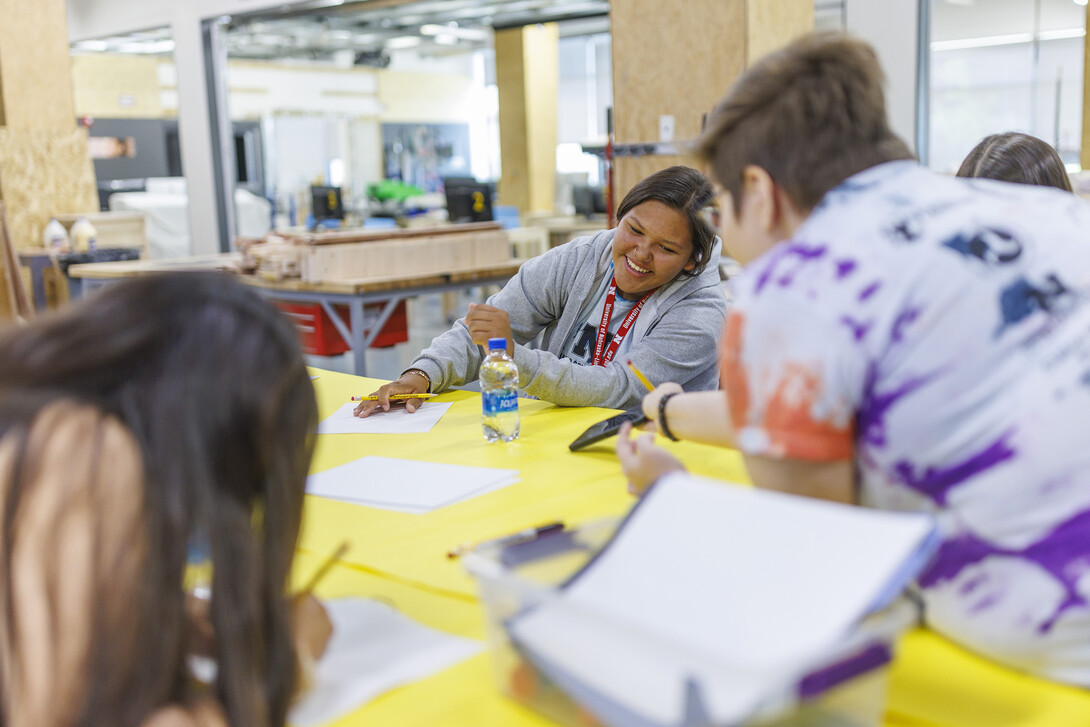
top-left (0, 273), bottom-right (317, 727)
top-left (616, 165), bottom-right (716, 276)
top-left (956, 132), bottom-right (1073, 192)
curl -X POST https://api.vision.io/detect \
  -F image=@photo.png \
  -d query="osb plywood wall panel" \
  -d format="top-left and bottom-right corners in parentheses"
top-left (0, 128), bottom-right (98, 249)
top-left (495, 26), bottom-right (531, 213)
top-left (747, 0), bottom-right (814, 65)
top-left (0, 0), bottom-right (77, 130)
top-left (611, 0), bottom-right (745, 204)
top-left (611, 0), bottom-right (811, 205)
top-left (70, 54), bottom-right (167, 119)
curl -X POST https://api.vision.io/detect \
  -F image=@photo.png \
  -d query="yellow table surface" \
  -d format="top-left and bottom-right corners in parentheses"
top-left (299, 369), bottom-right (1090, 727)
top-left (301, 368), bottom-right (750, 599)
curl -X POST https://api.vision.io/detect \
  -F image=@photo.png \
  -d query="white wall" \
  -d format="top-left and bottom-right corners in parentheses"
top-left (67, 0), bottom-right (319, 254)
top-left (845, 0), bottom-right (922, 158)
top-left (226, 62), bottom-right (382, 119)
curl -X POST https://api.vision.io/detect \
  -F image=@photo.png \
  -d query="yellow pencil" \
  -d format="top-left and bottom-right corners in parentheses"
top-left (626, 360), bottom-right (654, 391)
top-left (350, 393), bottom-right (436, 402)
top-left (297, 540), bottom-right (351, 596)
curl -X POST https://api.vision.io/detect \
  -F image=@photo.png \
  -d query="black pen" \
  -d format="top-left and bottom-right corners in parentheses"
top-left (447, 521), bottom-right (565, 559)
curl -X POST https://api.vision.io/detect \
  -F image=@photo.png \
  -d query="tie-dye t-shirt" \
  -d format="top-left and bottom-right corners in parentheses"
top-left (724, 160), bottom-right (1090, 685)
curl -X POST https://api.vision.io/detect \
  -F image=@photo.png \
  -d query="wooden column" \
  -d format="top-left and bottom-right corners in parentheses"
top-left (0, 0), bottom-right (97, 250)
top-left (610, 0), bottom-right (813, 206)
top-left (495, 23), bottom-right (558, 216)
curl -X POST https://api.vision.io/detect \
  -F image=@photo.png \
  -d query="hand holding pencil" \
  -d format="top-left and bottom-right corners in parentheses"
top-left (353, 372), bottom-right (431, 418)
top-left (292, 541), bottom-right (350, 689)
top-left (627, 359), bottom-right (683, 437)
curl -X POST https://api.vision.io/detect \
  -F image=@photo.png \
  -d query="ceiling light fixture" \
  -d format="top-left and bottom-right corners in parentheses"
top-left (932, 27), bottom-right (1085, 51)
top-left (116, 39), bottom-right (176, 54)
top-left (385, 35), bottom-right (422, 49)
top-left (932, 32), bottom-right (1032, 51)
top-left (73, 39), bottom-right (110, 52)
top-left (420, 24), bottom-right (489, 41)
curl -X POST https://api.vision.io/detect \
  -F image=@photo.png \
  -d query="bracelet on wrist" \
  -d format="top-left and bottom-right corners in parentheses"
top-left (401, 368), bottom-right (432, 393)
top-left (658, 392), bottom-right (680, 442)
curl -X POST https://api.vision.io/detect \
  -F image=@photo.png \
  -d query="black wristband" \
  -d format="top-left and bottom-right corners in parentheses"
top-left (658, 392), bottom-right (680, 442)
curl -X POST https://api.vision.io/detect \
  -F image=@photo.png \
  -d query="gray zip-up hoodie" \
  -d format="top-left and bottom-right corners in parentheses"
top-left (410, 229), bottom-right (728, 410)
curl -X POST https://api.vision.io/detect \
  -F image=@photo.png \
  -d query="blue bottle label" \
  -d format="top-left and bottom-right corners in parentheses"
top-left (482, 389), bottom-right (518, 415)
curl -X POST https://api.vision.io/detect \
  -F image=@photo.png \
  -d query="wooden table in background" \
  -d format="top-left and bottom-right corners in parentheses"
top-left (67, 255), bottom-right (525, 377)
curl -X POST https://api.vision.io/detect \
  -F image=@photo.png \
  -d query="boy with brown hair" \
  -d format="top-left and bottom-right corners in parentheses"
top-left (619, 33), bottom-right (1090, 685)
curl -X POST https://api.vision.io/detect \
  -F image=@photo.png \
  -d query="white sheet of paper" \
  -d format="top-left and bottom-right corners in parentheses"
top-left (510, 473), bottom-right (936, 725)
top-left (289, 598), bottom-right (482, 727)
top-left (306, 456), bottom-right (520, 512)
top-left (318, 401), bottom-right (452, 435)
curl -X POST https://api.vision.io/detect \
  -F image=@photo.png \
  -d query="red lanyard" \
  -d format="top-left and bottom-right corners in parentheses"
top-left (592, 276), bottom-right (656, 366)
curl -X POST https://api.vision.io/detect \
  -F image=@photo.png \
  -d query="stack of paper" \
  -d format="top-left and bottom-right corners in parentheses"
top-left (290, 598), bottom-right (482, 727)
top-left (318, 401), bottom-right (453, 435)
top-left (509, 473), bottom-right (938, 727)
top-left (306, 456), bottom-right (520, 513)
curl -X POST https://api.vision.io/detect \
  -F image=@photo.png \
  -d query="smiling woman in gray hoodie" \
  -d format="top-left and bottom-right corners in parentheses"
top-left (355, 166), bottom-right (728, 416)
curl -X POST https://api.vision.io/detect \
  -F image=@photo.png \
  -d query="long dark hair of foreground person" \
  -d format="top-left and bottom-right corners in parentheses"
top-left (0, 273), bottom-right (317, 727)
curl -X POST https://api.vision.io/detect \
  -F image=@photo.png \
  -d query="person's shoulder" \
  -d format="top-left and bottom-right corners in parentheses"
top-left (0, 400), bottom-right (143, 504)
top-left (140, 701), bottom-right (227, 727)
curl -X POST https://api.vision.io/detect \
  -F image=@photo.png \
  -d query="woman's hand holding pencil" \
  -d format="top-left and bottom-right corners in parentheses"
top-left (353, 372), bottom-right (431, 418)
top-left (351, 393), bottom-right (435, 402)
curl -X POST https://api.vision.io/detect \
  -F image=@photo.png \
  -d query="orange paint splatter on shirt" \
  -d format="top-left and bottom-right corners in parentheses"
top-left (721, 310), bottom-right (852, 461)
top-left (721, 312), bottom-right (750, 429)
top-left (763, 363), bottom-right (853, 461)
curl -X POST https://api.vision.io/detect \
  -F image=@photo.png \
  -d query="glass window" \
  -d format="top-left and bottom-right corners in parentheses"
top-left (929, 0), bottom-right (1085, 173)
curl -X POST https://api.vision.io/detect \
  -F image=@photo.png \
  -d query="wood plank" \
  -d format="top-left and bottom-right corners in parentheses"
top-left (67, 253), bottom-right (242, 279)
top-left (283, 221), bottom-right (502, 247)
top-left (66, 253), bottom-right (525, 297)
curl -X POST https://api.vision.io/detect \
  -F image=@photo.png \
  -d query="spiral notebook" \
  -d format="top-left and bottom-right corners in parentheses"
top-left (509, 473), bottom-right (939, 726)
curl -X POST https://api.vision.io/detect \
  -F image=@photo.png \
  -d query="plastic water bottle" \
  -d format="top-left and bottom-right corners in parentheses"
top-left (481, 337), bottom-right (519, 442)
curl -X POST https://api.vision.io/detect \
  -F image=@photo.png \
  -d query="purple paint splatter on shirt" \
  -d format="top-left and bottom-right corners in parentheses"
top-left (959, 573), bottom-right (988, 596)
top-left (835, 259), bottom-right (858, 279)
top-left (918, 508), bottom-right (1090, 633)
top-left (891, 307), bottom-right (922, 344)
top-left (754, 243), bottom-right (828, 295)
top-left (891, 430), bottom-right (1017, 505)
top-left (839, 316), bottom-right (873, 342)
top-left (857, 364), bottom-right (936, 450)
top-left (858, 282), bottom-right (882, 302)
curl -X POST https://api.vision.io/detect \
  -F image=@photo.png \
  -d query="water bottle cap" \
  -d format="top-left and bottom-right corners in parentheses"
top-left (488, 337), bottom-right (507, 350)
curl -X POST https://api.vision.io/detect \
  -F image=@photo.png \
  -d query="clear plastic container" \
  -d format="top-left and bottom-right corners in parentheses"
top-left (69, 216), bottom-right (98, 252)
top-left (463, 519), bottom-right (914, 727)
top-left (42, 218), bottom-right (69, 252)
